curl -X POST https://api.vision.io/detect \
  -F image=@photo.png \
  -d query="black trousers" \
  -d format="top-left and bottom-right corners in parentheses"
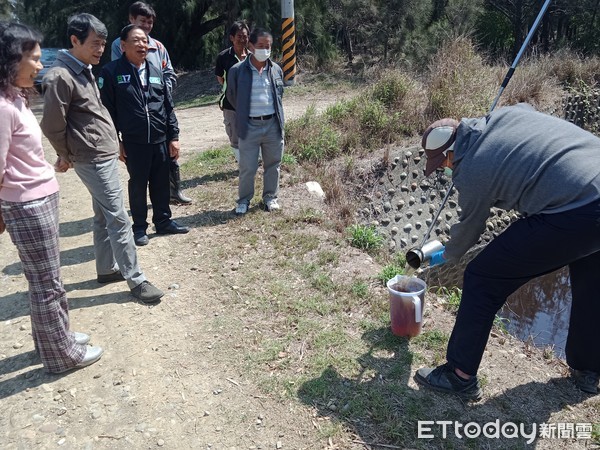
top-left (447, 198), bottom-right (600, 375)
top-left (124, 141), bottom-right (172, 234)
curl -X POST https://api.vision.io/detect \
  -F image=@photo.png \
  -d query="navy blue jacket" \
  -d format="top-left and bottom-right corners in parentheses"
top-left (226, 57), bottom-right (285, 140)
top-left (98, 55), bottom-right (179, 145)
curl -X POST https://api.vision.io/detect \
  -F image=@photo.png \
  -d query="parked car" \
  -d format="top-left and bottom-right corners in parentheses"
top-left (34, 48), bottom-right (61, 90)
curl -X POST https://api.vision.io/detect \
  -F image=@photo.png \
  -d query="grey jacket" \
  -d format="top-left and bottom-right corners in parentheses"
top-left (225, 57), bottom-right (285, 140)
top-left (41, 51), bottom-right (119, 164)
top-left (445, 103), bottom-right (600, 261)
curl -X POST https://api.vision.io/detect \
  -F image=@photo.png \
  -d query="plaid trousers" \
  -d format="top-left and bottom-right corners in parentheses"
top-left (1, 192), bottom-right (85, 373)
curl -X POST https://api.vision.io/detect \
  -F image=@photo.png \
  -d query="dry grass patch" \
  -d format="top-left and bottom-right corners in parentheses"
top-left (425, 36), bottom-right (497, 121)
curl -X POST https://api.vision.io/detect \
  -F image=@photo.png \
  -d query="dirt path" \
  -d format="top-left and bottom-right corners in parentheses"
top-left (177, 92), bottom-right (341, 162)
top-left (2, 89), bottom-right (598, 449)
top-left (0, 93), bottom-right (352, 449)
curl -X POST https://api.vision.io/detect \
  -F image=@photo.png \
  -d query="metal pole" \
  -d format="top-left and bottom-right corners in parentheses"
top-left (489, 0), bottom-right (553, 112)
top-left (281, 0), bottom-right (296, 86)
top-left (419, 0), bottom-right (553, 249)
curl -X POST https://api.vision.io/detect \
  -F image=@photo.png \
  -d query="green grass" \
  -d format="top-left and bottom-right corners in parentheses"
top-left (172, 58), bottom-right (586, 448)
top-left (493, 315), bottom-right (510, 334)
top-left (175, 93), bottom-right (220, 109)
top-left (281, 153), bottom-right (298, 166)
top-left (184, 145), bottom-right (232, 173)
top-left (436, 286), bottom-right (462, 313)
top-left (346, 224), bottom-right (384, 252)
top-left (412, 329), bottom-right (449, 351)
top-left (349, 280), bottom-right (369, 299)
top-left (377, 253), bottom-right (407, 285)
top-left (592, 423), bottom-right (600, 446)
top-left (377, 264), bottom-right (404, 285)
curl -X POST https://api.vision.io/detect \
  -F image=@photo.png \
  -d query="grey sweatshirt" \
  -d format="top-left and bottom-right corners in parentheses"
top-left (445, 103), bottom-right (600, 261)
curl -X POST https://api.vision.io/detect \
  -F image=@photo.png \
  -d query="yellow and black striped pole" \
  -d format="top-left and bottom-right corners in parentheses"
top-left (281, 0), bottom-right (296, 86)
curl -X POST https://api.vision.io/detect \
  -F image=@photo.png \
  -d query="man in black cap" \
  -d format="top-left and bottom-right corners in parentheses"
top-left (415, 103), bottom-right (600, 399)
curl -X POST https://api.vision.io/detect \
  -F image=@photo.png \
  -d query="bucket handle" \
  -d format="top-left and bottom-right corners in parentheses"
top-left (411, 295), bottom-right (422, 323)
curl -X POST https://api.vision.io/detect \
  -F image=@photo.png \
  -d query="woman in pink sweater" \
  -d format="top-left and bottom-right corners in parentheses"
top-left (0, 22), bottom-right (103, 373)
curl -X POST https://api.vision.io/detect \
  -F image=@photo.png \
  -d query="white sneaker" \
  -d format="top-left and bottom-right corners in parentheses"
top-left (264, 199), bottom-right (280, 212)
top-left (235, 203), bottom-right (248, 215)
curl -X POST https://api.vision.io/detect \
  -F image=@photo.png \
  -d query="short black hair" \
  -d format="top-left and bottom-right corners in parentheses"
top-left (229, 20), bottom-right (249, 38)
top-left (67, 13), bottom-right (107, 46)
top-left (0, 21), bottom-right (43, 101)
top-left (249, 28), bottom-right (272, 45)
top-left (120, 24), bottom-right (146, 42)
top-left (129, 1), bottom-right (156, 19)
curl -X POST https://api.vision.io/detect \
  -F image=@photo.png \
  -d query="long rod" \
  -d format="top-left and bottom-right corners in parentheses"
top-left (489, 0), bottom-right (553, 112)
top-left (419, 0), bottom-right (553, 249)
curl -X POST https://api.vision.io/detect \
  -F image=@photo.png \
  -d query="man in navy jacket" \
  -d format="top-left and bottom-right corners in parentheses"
top-left (99, 25), bottom-right (188, 246)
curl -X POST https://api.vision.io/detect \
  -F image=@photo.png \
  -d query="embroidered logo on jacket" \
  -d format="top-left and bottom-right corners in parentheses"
top-left (149, 77), bottom-right (162, 85)
top-left (117, 74), bottom-right (131, 84)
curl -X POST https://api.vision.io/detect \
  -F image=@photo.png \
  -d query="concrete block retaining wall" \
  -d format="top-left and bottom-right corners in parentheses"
top-left (365, 95), bottom-right (596, 288)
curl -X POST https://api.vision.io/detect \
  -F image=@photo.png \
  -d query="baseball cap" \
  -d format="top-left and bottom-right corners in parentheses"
top-left (421, 118), bottom-right (459, 176)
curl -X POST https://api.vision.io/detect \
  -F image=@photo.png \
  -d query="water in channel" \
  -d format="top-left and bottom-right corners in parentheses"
top-left (499, 267), bottom-right (571, 358)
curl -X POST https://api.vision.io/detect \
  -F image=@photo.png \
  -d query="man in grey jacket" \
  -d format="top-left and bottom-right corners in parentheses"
top-left (41, 13), bottom-right (163, 304)
top-left (226, 27), bottom-right (285, 215)
top-left (415, 103), bottom-right (600, 399)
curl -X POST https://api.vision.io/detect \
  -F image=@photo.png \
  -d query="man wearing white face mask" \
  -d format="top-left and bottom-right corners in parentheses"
top-left (226, 27), bottom-right (285, 215)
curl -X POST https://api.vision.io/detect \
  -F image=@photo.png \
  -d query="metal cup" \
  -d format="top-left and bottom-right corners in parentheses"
top-left (406, 239), bottom-right (444, 269)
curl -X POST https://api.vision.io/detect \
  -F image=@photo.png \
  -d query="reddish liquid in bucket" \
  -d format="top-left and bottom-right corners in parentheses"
top-left (391, 281), bottom-right (422, 293)
top-left (389, 282), bottom-right (424, 337)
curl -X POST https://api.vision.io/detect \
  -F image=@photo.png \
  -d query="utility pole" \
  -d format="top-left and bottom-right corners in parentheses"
top-left (281, 0), bottom-right (296, 86)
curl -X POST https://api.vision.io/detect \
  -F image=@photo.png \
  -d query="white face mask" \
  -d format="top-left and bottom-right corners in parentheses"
top-left (253, 48), bottom-right (271, 62)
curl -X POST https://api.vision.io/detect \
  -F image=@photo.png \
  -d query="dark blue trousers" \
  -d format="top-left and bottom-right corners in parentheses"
top-left (124, 141), bottom-right (172, 234)
top-left (447, 198), bottom-right (600, 375)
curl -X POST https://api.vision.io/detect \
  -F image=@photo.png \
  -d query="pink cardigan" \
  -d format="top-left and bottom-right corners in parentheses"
top-left (0, 94), bottom-right (59, 202)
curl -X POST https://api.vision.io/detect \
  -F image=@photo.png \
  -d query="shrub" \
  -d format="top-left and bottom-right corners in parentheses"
top-left (370, 70), bottom-right (412, 108)
top-left (358, 100), bottom-right (389, 133)
top-left (425, 36), bottom-right (496, 120)
top-left (542, 50), bottom-right (600, 88)
top-left (285, 107), bottom-right (340, 163)
top-left (325, 98), bottom-right (359, 124)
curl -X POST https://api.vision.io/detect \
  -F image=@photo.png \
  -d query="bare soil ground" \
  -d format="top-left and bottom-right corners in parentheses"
top-left (0, 72), bottom-right (598, 449)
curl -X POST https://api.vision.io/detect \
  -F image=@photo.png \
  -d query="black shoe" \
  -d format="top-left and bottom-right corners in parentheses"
top-left (415, 363), bottom-right (483, 401)
top-left (131, 281), bottom-right (164, 304)
top-left (156, 221), bottom-right (190, 235)
top-left (134, 232), bottom-right (149, 246)
top-left (97, 271), bottom-right (125, 284)
top-left (571, 369), bottom-right (599, 394)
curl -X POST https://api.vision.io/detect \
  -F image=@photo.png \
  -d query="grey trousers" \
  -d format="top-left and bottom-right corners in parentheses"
top-left (237, 117), bottom-right (283, 205)
top-left (223, 108), bottom-right (239, 151)
top-left (73, 158), bottom-right (146, 289)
